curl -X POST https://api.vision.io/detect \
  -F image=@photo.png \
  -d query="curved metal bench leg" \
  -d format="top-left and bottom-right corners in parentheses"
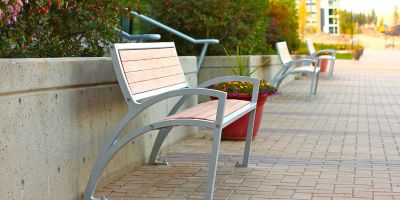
top-left (313, 72), bottom-right (320, 95)
top-left (148, 96), bottom-right (190, 165)
top-left (308, 74), bottom-right (316, 101)
top-left (272, 75), bottom-right (285, 91)
top-left (84, 125), bottom-right (153, 200)
top-left (84, 113), bottom-right (137, 200)
top-left (205, 126), bottom-right (223, 200)
top-left (148, 127), bottom-right (172, 165)
top-left (329, 58), bottom-right (335, 77)
top-left (236, 109), bottom-right (256, 167)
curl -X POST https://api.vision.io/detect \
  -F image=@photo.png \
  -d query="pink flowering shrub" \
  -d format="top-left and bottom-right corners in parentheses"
top-left (0, 0), bottom-right (27, 26)
top-left (0, 0), bottom-right (141, 57)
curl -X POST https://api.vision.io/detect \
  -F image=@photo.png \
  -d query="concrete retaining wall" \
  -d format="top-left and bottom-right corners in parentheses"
top-left (199, 55), bottom-right (299, 86)
top-left (0, 57), bottom-right (198, 200)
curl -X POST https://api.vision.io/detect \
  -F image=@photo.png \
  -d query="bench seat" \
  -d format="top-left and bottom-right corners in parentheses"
top-left (291, 65), bottom-right (321, 74)
top-left (167, 99), bottom-right (252, 122)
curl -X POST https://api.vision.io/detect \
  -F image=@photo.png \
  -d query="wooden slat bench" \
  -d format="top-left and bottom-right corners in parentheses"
top-left (84, 42), bottom-right (260, 200)
top-left (306, 39), bottom-right (337, 77)
top-left (272, 41), bottom-right (321, 101)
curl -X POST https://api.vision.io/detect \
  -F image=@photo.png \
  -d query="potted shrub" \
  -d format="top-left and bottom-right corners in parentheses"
top-left (353, 44), bottom-right (364, 60)
top-left (213, 80), bottom-right (277, 140)
top-left (211, 47), bottom-right (277, 140)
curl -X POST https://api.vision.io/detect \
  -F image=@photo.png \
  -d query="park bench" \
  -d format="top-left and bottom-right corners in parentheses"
top-left (306, 39), bottom-right (337, 77)
top-left (272, 41), bottom-right (320, 101)
top-left (84, 42), bottom-right (260, 200)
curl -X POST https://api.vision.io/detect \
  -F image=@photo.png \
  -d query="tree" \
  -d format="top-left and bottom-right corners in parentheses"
top-left (298, 1), bottom-right (309, 40)
top-left (338, 10), bottom-right (354, 34)
top-left (369, 9), bottom-right (377, 25)
top-left (378, 17), bottom-right (385, 32)
top-left (265, 0), bottom-right (301, 52)
top-left (394, 6), bottom-right (399, 27)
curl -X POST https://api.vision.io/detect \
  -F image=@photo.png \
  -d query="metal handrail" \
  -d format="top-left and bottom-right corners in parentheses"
top-left (130, 11), bottom-right (219, 73)
top-left (118, 30), bottom-right (161, 42)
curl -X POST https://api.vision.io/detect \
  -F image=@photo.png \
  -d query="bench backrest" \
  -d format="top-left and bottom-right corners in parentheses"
top-left (305, 39), bottom-right (316, 55)
top-left (276, 42), bottom-right (292, 65)
top-left (110, 42), bottom-right (188, 102)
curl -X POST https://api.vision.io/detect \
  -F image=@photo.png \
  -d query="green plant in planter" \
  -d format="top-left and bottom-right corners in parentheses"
top-left (215, 46), bottom-right (277, 96)
top-left (223, 46), bottom-right (259, 77)
top-left (213, 80), bottom-right (277, 96)
top-left (353, 44), bottom-right (364, 60)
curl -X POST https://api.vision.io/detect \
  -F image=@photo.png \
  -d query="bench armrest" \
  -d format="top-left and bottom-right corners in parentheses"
top-left (137, 88), bottom-right (227, 120)
top-left (198, 76), bottom-right (260, 103)
top-left (288, 58), bottom-right (319, 66)
top-left (141, 88), bottom-right (226, 108)
top-left (312, 49), bottom-right (336, 57)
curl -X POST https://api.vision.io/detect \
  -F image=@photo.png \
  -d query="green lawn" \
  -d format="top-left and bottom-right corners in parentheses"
top-left (336, 53), bottom-right (353, 60)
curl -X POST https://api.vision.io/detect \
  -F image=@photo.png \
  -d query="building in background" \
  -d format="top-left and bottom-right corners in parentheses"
top-left (297, 0), bottom-right (322, 34)
top-left (296, 0), bottom-right (340, 34)
top-left (320, 0), bottom-right (340, 34)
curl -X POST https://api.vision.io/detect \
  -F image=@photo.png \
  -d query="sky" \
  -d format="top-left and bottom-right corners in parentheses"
top-left (340, 0), bottom-right (400, 23)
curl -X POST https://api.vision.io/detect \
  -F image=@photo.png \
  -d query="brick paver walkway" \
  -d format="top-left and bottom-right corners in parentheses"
top-left (97, 50), bottom-right (400, 200)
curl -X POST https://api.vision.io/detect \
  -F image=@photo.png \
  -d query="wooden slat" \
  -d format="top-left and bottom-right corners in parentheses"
top-left (167, 100), bottom-right (250, 122)
top-left (196, 100), bottom-right (246, 120)
top-left (205, 100), bottom-right (249, 121)
top-left (167, 100), bottom-right (217, 120)
top-left (277, 42), bottom-right (292, 64)
top-left (125, 65), bottom-right (184, 83)
top-left (133, 83), bottom-right (188, 101)
top-left (130, 74), bottom-right (186, 94)
top-left (119, 48), bottom-right (177, 61)
top-left (166, 101), bottom-right (218, 120)
top-left (122, 57), bottom-right (180, 73)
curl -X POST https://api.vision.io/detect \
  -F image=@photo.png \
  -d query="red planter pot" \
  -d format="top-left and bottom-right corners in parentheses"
top-left (221, 93), bottom-right (268, 140)
top-left (320, 59), bottom-right (329, 72)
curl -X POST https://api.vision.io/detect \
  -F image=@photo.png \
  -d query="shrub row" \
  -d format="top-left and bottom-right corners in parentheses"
top-left (296, 42), bottom-right (353, 55)
top-left (145, 0), bottom-right (300, 56)
top-left (1, 0), bottom-right (301, 57)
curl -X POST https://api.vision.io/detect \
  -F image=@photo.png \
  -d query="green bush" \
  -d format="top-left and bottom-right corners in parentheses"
top-left (1, 0), bottom-right (303, 57)
top-left (265, 0), bottom-right (301, 52)
top-left (144, 0), bottom-right (272, 56)
top-left (296, 42), bottom-right (352, 55)
top-left (0, 0), bottom-right (141, 58)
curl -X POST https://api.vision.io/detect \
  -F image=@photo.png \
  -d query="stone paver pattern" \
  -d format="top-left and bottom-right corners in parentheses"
top-left (97, 50), bottom-right (400, 200)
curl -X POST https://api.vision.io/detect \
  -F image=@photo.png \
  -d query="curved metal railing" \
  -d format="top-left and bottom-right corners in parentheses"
top-left (128, 11), bottom-right (220, 73)
top-left (118, 30), bottom-right (161, 42)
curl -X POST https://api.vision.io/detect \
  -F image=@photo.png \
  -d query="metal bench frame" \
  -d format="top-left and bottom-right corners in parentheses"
top-left (84, 42), bottom-right (260, 200)
top-left (306, 39), bottom-right (337, 77)
top-left (272, 41), bottom-right (320, 101)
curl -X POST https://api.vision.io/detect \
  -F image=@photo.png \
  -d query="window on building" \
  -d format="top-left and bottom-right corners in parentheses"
top-left (329, 18), bottom-right (338, 24)
top-left (307, 5), bottom-right (316, 13)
